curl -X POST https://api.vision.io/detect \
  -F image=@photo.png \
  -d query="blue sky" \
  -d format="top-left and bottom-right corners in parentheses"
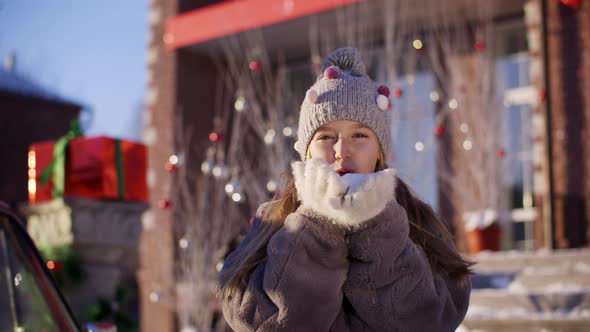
top-left (0, 0), bottom-right (148, 141)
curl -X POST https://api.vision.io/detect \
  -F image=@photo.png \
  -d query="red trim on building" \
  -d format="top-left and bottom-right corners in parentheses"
top-left (164, 0), bottom-right (365, 49)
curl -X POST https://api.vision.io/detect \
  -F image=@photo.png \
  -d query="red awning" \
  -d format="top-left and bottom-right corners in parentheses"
top-left (164, 0), bottom-right (364, 49)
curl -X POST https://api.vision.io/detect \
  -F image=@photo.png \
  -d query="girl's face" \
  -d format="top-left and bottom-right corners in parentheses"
top-left (308, 120), bottom-right (382, 175)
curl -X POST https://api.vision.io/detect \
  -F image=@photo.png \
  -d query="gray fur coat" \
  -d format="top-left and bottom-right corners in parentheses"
top-left (220, 196), bottom-right (471, 332)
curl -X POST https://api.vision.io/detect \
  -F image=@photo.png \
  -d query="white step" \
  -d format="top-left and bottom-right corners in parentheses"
top-left (461, 316), bottom-right (590, 332)
top-left (471, 249), bottom-right (590, 274)
top-left (469, 289), bottom-right (590, 315)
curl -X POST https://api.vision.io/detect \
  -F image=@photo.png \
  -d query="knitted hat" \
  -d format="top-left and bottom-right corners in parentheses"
top-left (294, 47), bottom-right (392, 160)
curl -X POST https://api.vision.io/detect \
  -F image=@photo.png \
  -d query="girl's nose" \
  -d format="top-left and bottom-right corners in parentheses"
top-left (334, 138), bottom-right (351, 161)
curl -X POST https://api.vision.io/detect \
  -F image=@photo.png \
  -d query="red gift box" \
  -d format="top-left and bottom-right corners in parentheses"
top-left (29, 136), bottom-right (148, 204)
top-left (466, 224), bottom-right (502, 255)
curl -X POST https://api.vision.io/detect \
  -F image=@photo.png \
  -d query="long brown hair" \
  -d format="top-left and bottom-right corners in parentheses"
top-left (218, 158), bottom-right (473, 297)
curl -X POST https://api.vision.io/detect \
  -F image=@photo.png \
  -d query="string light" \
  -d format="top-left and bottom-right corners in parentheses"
top-left (149, 291), bottom-right (161, 303)
top-left (201, 159), bottom-right (214, 175)
top-left (234, 96), bottom-right (247, 112)
top-left (282, 126), bottom-right (294, 137)
top-left (231, 192), bottom-right (243, 202)
top-left (266, 180), bottom-right (277, 192)
top-left (415, 141), bottom-right (425, 151)
top-left (460, 123), bottom-right (469, 133)
top-left (212, 164), bottom-right (230, 179)
top-left (264, 129), bottom-right (276, 145)
top-left (413, 39), bottom-right (423, 50)
top-left (429, 91), bottom-right (440, 102)
top-left (225, 180), bottom-right (241, 195)
top-left (448, 98), bottom-right (458, 109)
top-left (463, 139), bottom-right (473, 151)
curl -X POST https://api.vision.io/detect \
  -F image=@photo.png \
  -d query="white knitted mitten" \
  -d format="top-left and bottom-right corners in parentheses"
top-left (292, 158), bottom-right (397, 228)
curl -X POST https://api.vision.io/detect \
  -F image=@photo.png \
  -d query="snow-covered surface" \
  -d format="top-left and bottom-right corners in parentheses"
top-left (462, 209), bottom-right (511, 231)
top-left (470, 248), bottom-right (590, 273)
top-left (462, 208), bottom-right (537, 231)
top-left (472, 287), bottom-right (590, 296)
top-left (465, 249), bottom-right (590, 326)
top-left (466, 309), bottom-right (590, 320)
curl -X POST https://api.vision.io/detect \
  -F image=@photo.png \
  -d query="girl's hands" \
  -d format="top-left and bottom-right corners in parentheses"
top-left (291, 158), bottom-right (397, 228)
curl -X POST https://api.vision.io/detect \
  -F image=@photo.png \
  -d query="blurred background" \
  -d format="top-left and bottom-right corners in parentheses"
top-left (0, 0), bottom-right (589, 331)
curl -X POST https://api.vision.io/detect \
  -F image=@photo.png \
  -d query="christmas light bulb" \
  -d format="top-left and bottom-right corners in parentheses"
top-left (415, 141), bottom-right (425, 152)
top-left (283, 127), bottom-right (294, 137)
top-left (267, 180), bottom-right (277, 192)
top-left (413, 39), bottom-right (423, 50)
top-left (448, 99), bottom-right (458, 109)
top-left (463, 139), bottom-right (473, 150)
top-left (264, 129), bottom-right (276, 145)
top-left (429, 91), bottom-right (440, 102)
top-left (234, 96), bottom-right (247, 112)
top-left (179, 237), bottom-right (189, 249)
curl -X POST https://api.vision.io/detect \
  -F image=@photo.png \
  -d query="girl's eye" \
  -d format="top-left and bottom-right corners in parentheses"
top-left (353, 133), bottom-right (368, 138)
top-left (317, 134), bottom-right (334, 140)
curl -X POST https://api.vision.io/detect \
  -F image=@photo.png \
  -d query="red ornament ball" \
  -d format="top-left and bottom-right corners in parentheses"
top-left (435, 126), bottom-right (445, 136)
top-left (249, 61), bottom-right (262, 71)
top-left (165, 162), bottom-right (177, 172)
top-left (377, 85), bottom-right (390, 97)
top-left (324, 66), bottom-right (340, 79)
top-left (393, 88), bottom-right (403, 98)
top-left (158, 199), bottom-right (173, 209)
top-left (209, 132), bottom-right (224, 143)
top-left (474, 40), bottom-right (486, 51)
top-left (47, 261), bottom-right (63, 272)
top-left (539, 89), bottom-right (547, 102)
top-left (497, 149), bottom-right (506, 158)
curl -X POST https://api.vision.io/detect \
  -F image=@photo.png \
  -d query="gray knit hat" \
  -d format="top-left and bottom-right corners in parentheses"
top-left (294, 47), bottom-right (392, 160)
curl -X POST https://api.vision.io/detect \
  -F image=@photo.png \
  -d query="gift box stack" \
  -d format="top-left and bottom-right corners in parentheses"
top-left (28, 123), bottom-right (148, 204)
top-left (22, 121), bottom-right (148, 324)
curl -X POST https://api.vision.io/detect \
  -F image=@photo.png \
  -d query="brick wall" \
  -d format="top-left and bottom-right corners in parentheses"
top-left (141, 1), bottom-right (221, 330)
top-left (546, 0), bottom-right (590, 248)
top-left (140, 0), bottom-right (177, 330)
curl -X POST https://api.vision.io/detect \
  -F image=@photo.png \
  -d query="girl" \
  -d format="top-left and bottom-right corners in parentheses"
top-left (218, 47), bottom-right (473, 331)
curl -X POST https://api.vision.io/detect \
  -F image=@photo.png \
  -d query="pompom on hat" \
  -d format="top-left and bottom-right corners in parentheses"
top-left (294, 47), bottom-right (392, 160)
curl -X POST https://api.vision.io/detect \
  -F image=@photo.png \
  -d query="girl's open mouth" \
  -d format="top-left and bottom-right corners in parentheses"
top-left (336, 168), bottom-right (352, 176)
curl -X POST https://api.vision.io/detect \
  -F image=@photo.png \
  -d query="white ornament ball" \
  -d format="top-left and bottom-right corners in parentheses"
top-left (376, 94), bottom-right (389, 111)
top-left (305, 89), bottom-right (319, 104)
